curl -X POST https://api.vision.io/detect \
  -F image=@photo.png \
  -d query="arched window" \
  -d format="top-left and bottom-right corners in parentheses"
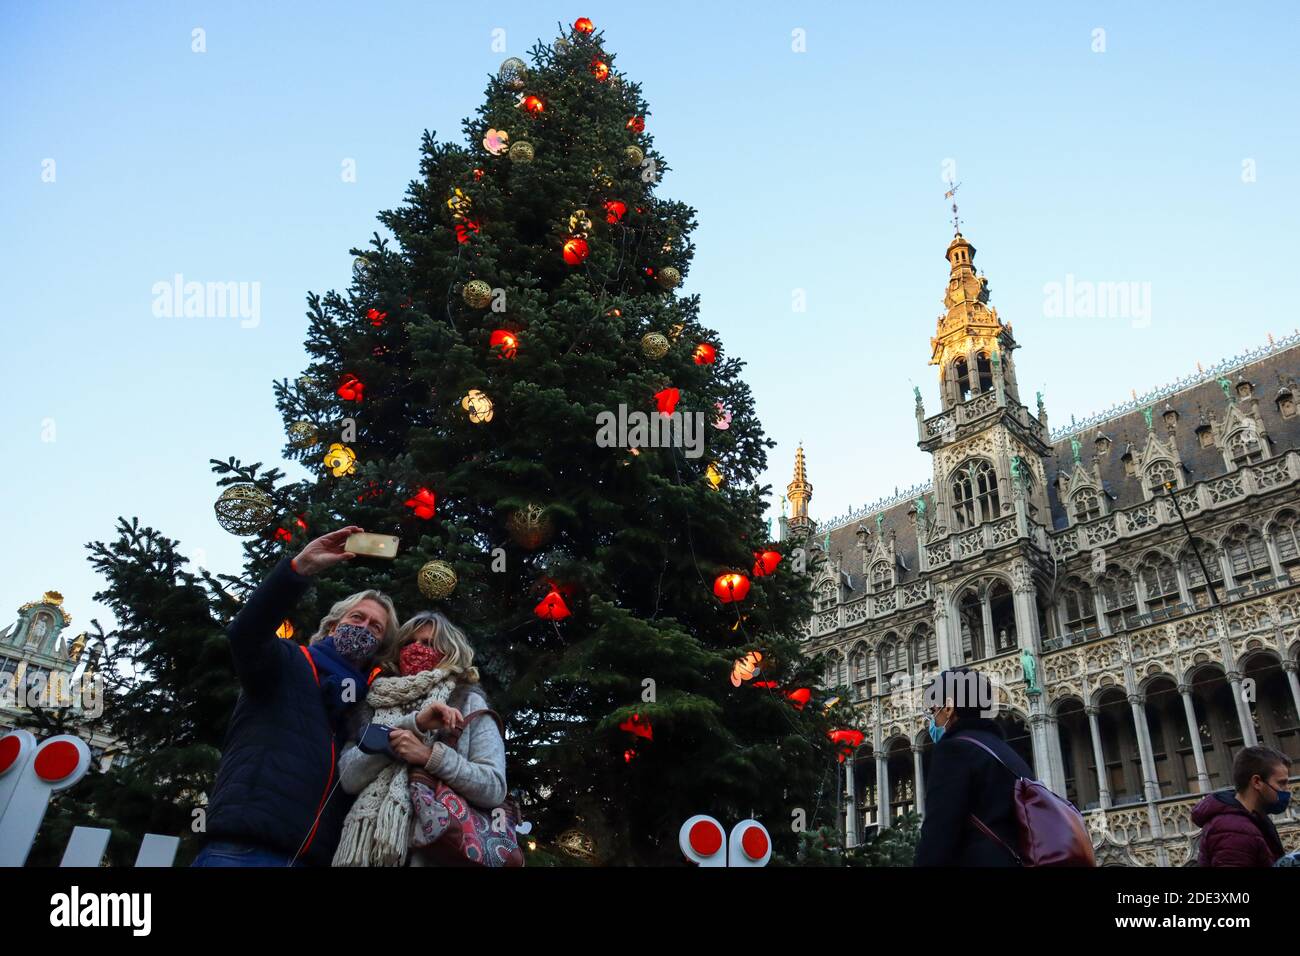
top-left (1072, 489), bottom-right (1102, 523)
top-left (1061, 579), bottom-right (1098, 633)
top-left (850, 648), bottom-right (870, 699)
top-left (871, 560), bottom-right (892, 592)
top-left (953, 357), bottom-right (972, 403)
top-left (1228, 428), bottom-right (1265, 466)
top-left (1139, 554), bottom-right (1181, 613)
top-left (1145, 459), bottom-right (1177, 495)
top-left (1098, 569), bottom-right (1138, 631)
top-left (1271, 511), bottom-right (1300, 584)
top-left (1181, 540), bottom-right (1224, 609)
top-left (951, 459), bottom-right (999, 530)
top-left (1224, 527), bottom-right (1271, 587)
top-left (913, 625), bottom-right (938, 671)
top-left (976, 351), bottom-right (993, 393)
top-left (815, 577), bottom-right (838, 612)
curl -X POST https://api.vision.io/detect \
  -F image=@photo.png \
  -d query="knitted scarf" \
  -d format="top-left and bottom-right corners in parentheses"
top-left (332, 667), bottom-right (456, 867)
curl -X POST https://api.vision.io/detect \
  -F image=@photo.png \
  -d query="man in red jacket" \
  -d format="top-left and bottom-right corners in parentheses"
top-left (1192, 746), bottom-right (1292, 867)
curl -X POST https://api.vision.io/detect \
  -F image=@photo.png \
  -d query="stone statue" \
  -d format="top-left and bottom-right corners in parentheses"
top-left (1020, 646), bottom-right (1041, 696)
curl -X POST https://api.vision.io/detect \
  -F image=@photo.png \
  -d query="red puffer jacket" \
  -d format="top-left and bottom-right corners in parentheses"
top-left (1191, 790), bottom-right (1285, 867)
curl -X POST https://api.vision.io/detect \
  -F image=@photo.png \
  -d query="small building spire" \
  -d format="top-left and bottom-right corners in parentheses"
top-left (787, 444), bottom-right (813, 531)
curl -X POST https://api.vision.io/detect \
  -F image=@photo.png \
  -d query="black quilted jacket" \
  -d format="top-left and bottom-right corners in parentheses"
top-left (203, 557), bottom-right (352, 866)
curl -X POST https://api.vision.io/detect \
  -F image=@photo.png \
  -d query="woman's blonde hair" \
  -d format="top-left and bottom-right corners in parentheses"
top-left (308, 589), bottom-right (400, 651)
top-left (378, 610), bottom-right (480, 682)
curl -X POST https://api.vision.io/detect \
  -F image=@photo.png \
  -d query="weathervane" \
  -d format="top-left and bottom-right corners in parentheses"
top-left (944, 179), bottom-right (962, 234)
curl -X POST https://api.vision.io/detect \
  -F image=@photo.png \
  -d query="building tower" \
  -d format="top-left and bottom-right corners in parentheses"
top-left (781, 444), bottom-right (814, 541)
top-left (917, 232), bottom-right (1054, 541)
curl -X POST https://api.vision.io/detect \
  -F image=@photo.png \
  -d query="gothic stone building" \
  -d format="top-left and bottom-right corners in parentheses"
top-left (786, 231), bottom-right (1300, 866)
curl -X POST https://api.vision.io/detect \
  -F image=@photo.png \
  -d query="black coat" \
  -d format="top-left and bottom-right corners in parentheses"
top-left (914, 718), bottom-right (1032, 867)
top-left (203, 557), bottom-right (352, 866)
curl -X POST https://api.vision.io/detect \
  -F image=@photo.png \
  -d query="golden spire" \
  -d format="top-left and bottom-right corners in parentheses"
top-left (787, 444), bottom-right (812, 525)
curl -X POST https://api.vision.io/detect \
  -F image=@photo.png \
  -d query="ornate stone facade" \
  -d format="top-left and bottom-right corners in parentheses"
top-left (791, 231), bottom-right (1300, 865)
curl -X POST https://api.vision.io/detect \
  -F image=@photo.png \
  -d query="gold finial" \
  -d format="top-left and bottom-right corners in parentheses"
top-left (944, 179), bottom-right (962, 235)
top-left (787, 444), bottom-right (813, 523)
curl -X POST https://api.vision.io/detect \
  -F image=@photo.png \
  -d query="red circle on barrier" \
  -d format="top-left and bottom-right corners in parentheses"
top-left (740, 824), bottom-right (769, 860)
top-left (33, 740), bottom-right (81, 783)
top-left (688, 819), bottom-right (723, 857)
top-left (0, 735), bottom-right (20, 775)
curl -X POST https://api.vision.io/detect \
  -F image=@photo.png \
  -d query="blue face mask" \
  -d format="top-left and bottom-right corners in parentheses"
top-left (1263, 782), bottom-right (1292, 816)
top-left (927, 713), bottom-right (946, 744)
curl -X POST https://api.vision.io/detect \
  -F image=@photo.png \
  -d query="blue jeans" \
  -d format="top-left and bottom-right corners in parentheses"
top-left (191, 840), bottom-right (306, 867)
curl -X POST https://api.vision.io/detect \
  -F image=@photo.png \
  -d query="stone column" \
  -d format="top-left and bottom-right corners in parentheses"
top-left (1086, 705), bottom-right (1113, 809)
top-left (875, 751), bottom-right (890, 831)
top-left (1178, 682), bottom-right (1212, 793)
top-left (844, 754), bottom-right (858, 847)
top-left (913, 745), bottom-right (926, 816)
top-left (933, 585), bottom-right (955, 670)
top-left (1128, 693), bottom-right (1163, 803)
top-left (1283, 661), bottom-right (1300, 726)
top-left (980, 594), bottom-right (995, 661)
top-left (1226, 669), bottom-right (1260, 747)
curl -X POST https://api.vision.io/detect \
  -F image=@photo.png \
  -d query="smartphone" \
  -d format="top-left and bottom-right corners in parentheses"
top-left (344, 532), bottom-right (400, 559)
top-left (359, 723), bottom-right (395, 757)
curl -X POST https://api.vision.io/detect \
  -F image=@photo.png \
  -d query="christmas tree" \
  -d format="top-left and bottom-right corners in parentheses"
top-left (145, 18), bottom-right (843, 864)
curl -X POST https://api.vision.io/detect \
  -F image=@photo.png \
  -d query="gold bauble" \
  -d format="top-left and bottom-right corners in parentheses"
top-left (213, 484), bottom-right (274, 536)
top-left (556, 828), bottom-right (595, 861)
top-left (287, 420), bottom-right (319, 449)
top-left (499, 57), bottom-right (528, 89)
top-left (418, 560), bottom-right (458, 600)
top-left (656, 266), bottom-right (681, 290)
top-left (506, 503), bottom-right (556, 550)
top-left (508, 141), bottom-right (535, 163)
top-left (640, 332), bottom-right (669, 360)
top-left (569, 209), bottom-right (592, 236)
top-left (623, 145), bottom-right (644, 167)
top-left (461, 389), bottom-right (495, 424)
top-left (462, 279), bottom-right (493, 309)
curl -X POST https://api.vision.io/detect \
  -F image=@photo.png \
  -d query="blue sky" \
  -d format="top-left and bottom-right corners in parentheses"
top-left (2, 2), bottom-right (1298, 634)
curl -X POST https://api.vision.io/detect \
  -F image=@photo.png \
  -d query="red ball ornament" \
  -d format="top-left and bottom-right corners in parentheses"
top-left (574, 17), bottom-right (595, 33)
top-left (693, 343), bottom-right (717, 365)
top-left (336, 374), bottom-right (365, 402)
top-left (522, 95), bottom-right (545, 114)
top-left (619, 713), bottom-right (654, 741)
top-left (828, 728), bottom-right (866, 762)
top-left (603, 200), bottom-right (627, 223)
top-left (785, 688), bottom-right (812, 710)
top-left (403, 487), bottom-right (437, 519)
top-left (654, 387), bottom-right (680, 415)
top-left (534, 588), bottom-right (571, 621)
top-left (562, 236), bottom-right (589, 265)
top-left (489, 328), bottom-right (519, 359)
top-left (591, 58), bottom-right (609, 81)
top-left (713, 572), bottom-right (751, 603)
top-left (753, 550), bottom-right (782, 577)
top-left (626, 115), bottom-right (645, 133)
top-left (366, 308), bottom-right (387, 327)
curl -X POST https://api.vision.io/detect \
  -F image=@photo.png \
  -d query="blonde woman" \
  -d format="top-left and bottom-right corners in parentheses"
top-left (195, 526), bottom-right (399, 867)
top-left (333, 610), bottom-right (508, 866)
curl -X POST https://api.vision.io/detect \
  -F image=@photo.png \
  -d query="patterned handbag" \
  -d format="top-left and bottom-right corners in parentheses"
top-left (408, 709), bottom-right (524, 867)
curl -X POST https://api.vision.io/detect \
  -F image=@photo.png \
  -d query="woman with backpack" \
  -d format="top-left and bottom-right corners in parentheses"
top-left (332, 610), bottom-right (516, 866)
top-left (914, 666), bottom-right (1034, 867)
